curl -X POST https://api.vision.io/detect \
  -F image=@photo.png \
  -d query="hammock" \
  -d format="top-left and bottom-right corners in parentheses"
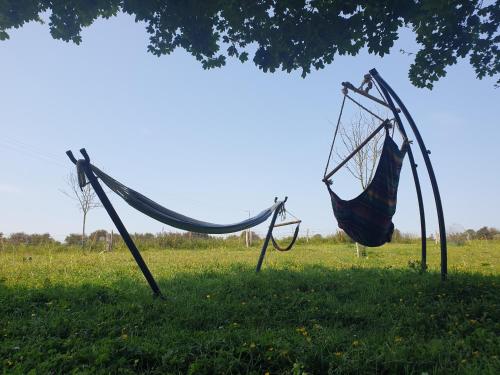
top-left (77, 162), bottom-right (284, 234)
top-left (326, 131), bottom-right (407, 246)
top-left (323, 83), bottom-right (408, 247)
top-left (271, 223), bottom-right (300, 251)
top-left (67, 148), bottom-right (300, 296)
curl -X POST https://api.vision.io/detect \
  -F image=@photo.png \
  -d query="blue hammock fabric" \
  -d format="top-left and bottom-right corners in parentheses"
top-left (82, 164), bottom-right (284, 234)
top-left (326, 132), bottom-right (407, 247)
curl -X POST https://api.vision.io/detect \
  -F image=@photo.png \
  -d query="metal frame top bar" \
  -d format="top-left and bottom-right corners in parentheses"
top-left (273, 219), bottom-right (301, 228)
top-left (342, 81), bottom-right (401, 113)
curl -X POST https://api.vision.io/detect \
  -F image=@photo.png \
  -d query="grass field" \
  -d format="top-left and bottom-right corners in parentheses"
top-left (1, 241), bottom-right (499, 374)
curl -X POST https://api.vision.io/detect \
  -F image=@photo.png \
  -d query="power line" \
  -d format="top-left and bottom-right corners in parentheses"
top-left (0, 139), bottom-right (66, 168)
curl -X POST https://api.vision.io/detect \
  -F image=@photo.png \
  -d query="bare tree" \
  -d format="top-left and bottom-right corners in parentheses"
top-left (61, 173), bottom-right (101, 247)
top-left (335, 110), bottom-right (386, 257)
top-left (335, 111), bottom-right (385, 189)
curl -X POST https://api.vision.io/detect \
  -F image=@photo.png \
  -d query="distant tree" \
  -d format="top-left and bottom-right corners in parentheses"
top-left (27, 233), bottom-right (55, 246)
top-left (89, 229), bottom-right (108, 242)
top-left (1, 1), bottom-right (498, 88)
top-left (8, 232), bottom-right (30, 246)
top-left (476, 226), bottom-right (491, 240)
top-left (476, 226), bottom-right (499, 240)
top-left (7, 232), bottom-right (55, 246)
top-left (65, 233), bottom-right (83, 246)
top-left (465, 229), bottom-right (477, 241)
top-left (61, 173), bottom-right (101, 248)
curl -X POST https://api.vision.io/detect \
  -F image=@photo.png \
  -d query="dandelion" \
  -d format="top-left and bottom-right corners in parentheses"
top-left (335, 352), bottom-right (343, 357)
top-left (352, 340), bottom-right (359, 347)
top-left (394, 336), bottom-right (403, 343)
top-left (121, 334), bottom-right (128, 340)
top-left (296, 327), bottom-right (308, 336)
top-left (250, 343), bottom-right (256, 348)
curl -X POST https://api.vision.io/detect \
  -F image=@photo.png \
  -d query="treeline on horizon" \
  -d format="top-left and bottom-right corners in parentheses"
top-left (1, 226), bottom-right (499, 251)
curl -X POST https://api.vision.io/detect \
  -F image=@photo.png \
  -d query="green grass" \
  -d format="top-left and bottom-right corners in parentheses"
top-left (1, 241), bottom-right (499, 374)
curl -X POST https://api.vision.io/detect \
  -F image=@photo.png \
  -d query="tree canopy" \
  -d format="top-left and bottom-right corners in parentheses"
top-left (1, 0), bottom-right (498, 88)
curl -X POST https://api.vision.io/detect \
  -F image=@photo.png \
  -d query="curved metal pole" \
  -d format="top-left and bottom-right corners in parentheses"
top-left (370, 69), bottom-right (447, 280)
top-left (366, 76), bottom-right (428, 272)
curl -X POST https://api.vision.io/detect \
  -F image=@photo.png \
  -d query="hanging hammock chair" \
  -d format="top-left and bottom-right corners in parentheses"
top-left (323, 84), bottom-right (408, 247)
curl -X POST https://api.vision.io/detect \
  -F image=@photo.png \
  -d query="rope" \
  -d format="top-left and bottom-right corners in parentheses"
top-left (372, 79), bottom-right (387, 104)
top-left (345, 94), bottom-right (385, 122)
top-left (76, 160), bottom-right (88, 190)
top-left (324, 94), bottom-right (346, 177)
top-left (271, 224), bottom-right (300, 252)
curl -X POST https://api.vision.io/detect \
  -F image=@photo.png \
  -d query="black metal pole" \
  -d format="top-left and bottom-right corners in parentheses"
top-left (370, 69), bottom-right (447, 280)
top-left (67, 149), bottom-right (163, 297)
top-left (255, 202), bottom-right (283, 272)
top-left (367, 74), bottom-right (427, 272)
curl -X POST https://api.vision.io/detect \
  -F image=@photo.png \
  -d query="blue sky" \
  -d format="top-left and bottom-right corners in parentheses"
top-left (1, 14), bottom-right (499, 240)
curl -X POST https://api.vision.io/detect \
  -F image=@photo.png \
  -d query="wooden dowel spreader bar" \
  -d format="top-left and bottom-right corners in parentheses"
top-left (341, 82), bottom-right (401, 113)
top-left (323, 119), bottom-right (389, 182)
top-left (273, 219), bottom-right (302, 228)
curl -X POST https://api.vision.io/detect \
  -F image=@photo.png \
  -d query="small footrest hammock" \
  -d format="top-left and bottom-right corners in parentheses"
top-left (271, 218), bottom-right (301, 251)
top-left (323, 85), bottom-right (408, 247)
top-left (66, 149), bottom-right (300, 297)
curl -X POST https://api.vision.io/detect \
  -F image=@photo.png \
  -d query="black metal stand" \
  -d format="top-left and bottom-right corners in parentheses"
top-left (255, 198), bottom-right (286, 272)
top-left (370, 69), bottom-right (447, 280)
top-left (66, 149), bottom-right (291, 294)
top-left (66, 149), bottom-right (163, 297)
